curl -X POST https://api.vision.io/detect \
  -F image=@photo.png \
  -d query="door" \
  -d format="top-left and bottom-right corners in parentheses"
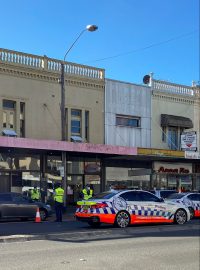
top-left (67, 175), bottom-right (83, 204)
top-left (0, 193), bottom-right (18, 218)
top-left (138, 191), bottom-right (173, 223)
top-left (0, 173), bottom-right (10, 192)
top-left (119, 191), bottom-right (154, 223)
top-left (12, 194), bottom-right (37, 218)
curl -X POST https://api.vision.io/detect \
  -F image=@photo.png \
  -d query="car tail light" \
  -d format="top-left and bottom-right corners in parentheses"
top-left (91, 203), bottom-right (108, 209)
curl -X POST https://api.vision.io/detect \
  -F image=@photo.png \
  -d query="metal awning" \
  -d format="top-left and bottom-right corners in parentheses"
top-left (161, 114), bottom-right (193, 129)
top-left (2, 129), bottom-right (17, 137)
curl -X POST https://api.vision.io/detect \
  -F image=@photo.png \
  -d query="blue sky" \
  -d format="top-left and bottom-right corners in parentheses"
top-left (1, 0), bottom-right (199, 86)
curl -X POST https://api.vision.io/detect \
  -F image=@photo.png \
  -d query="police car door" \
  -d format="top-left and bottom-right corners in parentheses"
top-left (119, 191), bottom-right (152, 222)
top-left (139, 191), bottom-right (171, 221)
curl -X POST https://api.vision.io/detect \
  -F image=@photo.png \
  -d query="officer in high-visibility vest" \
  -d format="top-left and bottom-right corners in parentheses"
top-left (30, 186), bottom-right (40, 201)
top-left (54, 183), bottom-right (64, 222)
top-left (82, 184), bottom-right (93, 200)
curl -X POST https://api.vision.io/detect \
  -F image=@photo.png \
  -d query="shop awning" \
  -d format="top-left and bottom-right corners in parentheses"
top-left (161, 114), bottom-right (193, 129)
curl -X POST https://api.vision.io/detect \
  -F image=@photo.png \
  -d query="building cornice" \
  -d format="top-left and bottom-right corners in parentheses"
top-left (152, 91), bottom-right (195, 105)
top-left (0, 48), bottom-right (105, 91)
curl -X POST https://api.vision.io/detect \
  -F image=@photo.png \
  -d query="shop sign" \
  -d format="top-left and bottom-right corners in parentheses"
top-left (158, 166), bottom-right (189, 174)
top-left (128, 169), bottom-right (152, 176)
top-left (138, 148), bottom-right (184, 157)
top-left (185, 151), bottom-right (200, 159)
top-left (84, 163), bottom-right (101, 174)
top-left (154, 162), bottom-right (192, 174)
top-left (181, 131), bottom-right (197, 151)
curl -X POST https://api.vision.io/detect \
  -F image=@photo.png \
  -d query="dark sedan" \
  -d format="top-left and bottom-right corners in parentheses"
top-left (0, 192), bottom-right (52, 221)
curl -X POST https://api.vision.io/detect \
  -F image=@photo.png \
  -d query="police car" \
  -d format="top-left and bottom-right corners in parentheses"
top-left (166, 192), bottom-right (200, 219)
top-left (75, 190), bottom-right (190, 228)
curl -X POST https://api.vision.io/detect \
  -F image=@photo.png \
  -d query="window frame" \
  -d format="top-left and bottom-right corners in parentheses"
top-left (116, 114), bottom-right (141, 128)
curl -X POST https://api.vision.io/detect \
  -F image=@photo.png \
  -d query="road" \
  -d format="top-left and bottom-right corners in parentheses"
top-left (0, 220), bottom-right (199, 270)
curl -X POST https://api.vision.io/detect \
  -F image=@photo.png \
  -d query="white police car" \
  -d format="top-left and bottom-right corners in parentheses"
top-left (166, 192), bottom-right (200, 219)
top-left (75, 190), bottom-right (190, 228)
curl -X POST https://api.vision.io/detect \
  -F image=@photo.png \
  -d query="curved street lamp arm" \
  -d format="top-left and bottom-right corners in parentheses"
top-left (63, 29), bottom-right (86, 62)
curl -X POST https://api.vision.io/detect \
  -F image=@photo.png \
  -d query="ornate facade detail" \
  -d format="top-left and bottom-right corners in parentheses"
top-left (152, 92), bottom-right (195, 105)
top-left (0, 48), bottom-right (105, 90)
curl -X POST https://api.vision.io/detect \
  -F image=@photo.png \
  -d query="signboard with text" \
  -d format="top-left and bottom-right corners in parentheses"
top-left (181, 131), bottom-right (197, 151)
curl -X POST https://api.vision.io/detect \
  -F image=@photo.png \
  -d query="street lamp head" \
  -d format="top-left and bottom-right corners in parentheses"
top-left (86, 25), bottom-right (98, 32)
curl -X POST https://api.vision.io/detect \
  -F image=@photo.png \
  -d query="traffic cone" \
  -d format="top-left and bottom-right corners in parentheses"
top-left (35, 207), bottom-right (41, 223)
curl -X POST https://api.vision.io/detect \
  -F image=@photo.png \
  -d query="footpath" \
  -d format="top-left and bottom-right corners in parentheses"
top-left (0, 206), bottom-right (90, 243)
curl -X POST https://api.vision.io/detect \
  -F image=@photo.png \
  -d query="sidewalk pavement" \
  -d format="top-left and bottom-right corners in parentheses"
top-left (0, 205), bottom-right (86, 243)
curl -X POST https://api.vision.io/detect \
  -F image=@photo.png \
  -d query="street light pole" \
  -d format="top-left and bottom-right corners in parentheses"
top-left (60, 25), bottom-right (98, 207)
top-left (60, 25), bottom-right (98, 141)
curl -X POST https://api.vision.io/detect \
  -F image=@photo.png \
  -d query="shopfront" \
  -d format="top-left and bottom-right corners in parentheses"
top-left (0, 136), bottom-right (137, 205)
top-left (0, 152), bottom-right (102, 205)
top-left (152, 162), bottom-right (194, 191)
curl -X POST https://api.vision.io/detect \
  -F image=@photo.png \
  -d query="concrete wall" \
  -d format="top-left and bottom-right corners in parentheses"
top-left (105, 79), bottom-right (151, 147)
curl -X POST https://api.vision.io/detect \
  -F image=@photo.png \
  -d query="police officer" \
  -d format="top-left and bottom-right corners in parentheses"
top-left (81, 184), bottom-right (93, 200)
top-left (30, 185), bottom-right (40, 201)
top-left (54, 183), bottom-right (64, 222)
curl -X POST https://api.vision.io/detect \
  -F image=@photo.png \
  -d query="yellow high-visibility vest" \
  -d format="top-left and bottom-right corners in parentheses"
top-left (54, 187), bottom-right (64, 203)
top-left (82, 188), bottom-right (93, 200)
top-left (31, 189), bottom-right (40, 200)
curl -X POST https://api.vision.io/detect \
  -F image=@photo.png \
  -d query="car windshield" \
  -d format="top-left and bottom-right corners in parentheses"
top-left (91, 191), bottom-right (118, 200)
top-left (167, 193), bottom-right (185, 199)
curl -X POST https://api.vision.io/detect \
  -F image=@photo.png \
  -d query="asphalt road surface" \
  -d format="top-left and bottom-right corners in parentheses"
top-left (0, 221), bottom-right (199, 270)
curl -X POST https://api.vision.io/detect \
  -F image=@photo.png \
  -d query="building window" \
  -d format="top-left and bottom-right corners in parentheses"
top-left (116, 115), bottom-right (140, 128)
top-left (162, 126), bottom-right (166, 142)
top-left (85, 111), bottom-right (89, 142)
top-left (3, 100), bottom-right (15, 109)
top-left (20, 103), bottom-right (25, 137)
top-left (168, 127), bottom-right (178, 150)
top-left (71, 109), bottom-right (81, 136)
top-left (3, 112), bottom-right (7, 128)
top-left (3, 100), bottom-right (16, 131)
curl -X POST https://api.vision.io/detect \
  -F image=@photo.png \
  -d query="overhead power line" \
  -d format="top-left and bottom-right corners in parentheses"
top-left (85, 30), bottom-right (198, 64)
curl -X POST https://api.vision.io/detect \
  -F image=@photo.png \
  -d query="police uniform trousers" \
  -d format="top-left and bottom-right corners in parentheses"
top-left (55, 201), bottom-right (63, 222)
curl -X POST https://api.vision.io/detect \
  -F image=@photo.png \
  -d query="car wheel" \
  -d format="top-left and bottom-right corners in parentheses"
top-left (88, 221), bottom-right (101, 228)
top-left (174, 209), bottom-right (187, 225)
top-left (39, 209), bottom-right (47, 221)
top-left (188, 207), bottom-right (194, 219)
top-left (115, 211), bottom-right (130, 228)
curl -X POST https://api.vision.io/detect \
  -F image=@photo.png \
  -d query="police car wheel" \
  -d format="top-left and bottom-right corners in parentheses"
top-left (88, 221), bottom-right (101, 228)
top-left (115, 211), bottom-right (130, 228)
top-left (188, 207), bottom-right (194, 219)
top-left (174, 209), bottom-right (187, 225)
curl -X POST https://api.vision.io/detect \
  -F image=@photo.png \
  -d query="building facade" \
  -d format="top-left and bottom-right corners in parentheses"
top-left (0, 48), bottom-right (105, 144)
top-left (0, 48), bottom-right (105, 201)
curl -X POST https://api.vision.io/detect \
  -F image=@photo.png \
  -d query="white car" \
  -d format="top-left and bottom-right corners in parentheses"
top-left (166, 192), bottom-right (200, 219)
top-left (75, 190), bottom-right (190, 228)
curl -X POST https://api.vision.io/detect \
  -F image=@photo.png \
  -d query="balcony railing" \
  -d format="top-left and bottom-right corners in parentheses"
top-left (0, 48), bottom-right (104, 80)
top-left (152, 79), bottom-right (200, 97)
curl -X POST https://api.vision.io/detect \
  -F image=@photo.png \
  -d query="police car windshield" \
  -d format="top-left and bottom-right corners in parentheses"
top-left (167, 193), bottom-right (185, 199)
top-left (92, 191), bottom-right (118, 199)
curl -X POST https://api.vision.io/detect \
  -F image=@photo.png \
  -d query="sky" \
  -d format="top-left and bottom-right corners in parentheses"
top-left (1, 0), bottom-right (199, 86)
